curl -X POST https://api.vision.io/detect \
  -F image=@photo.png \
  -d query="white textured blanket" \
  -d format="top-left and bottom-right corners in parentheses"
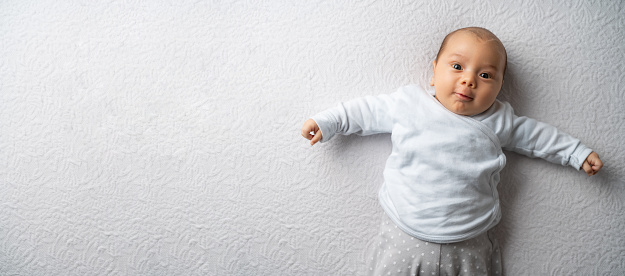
top-left (1, 1), bottom-right (623, 275)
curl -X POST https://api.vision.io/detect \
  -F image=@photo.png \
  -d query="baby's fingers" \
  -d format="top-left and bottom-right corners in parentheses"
top-left (301, 120), bottom-right (315, 139)
top-left (589, 153), bottom-right (603, 171)
top-left (309, 131), bottom-right (322, 146)
top-left (301, 128), bottom-right (314, 140)
top-left (581, 160), bottom-right (593, 176)
top-left (586, 152), bottom-right (603, 175)
top-left (301, 119), bottom-right (322, 145)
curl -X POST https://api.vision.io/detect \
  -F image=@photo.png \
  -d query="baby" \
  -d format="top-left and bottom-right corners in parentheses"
top-left (300, 27), bottom-right (603, 275)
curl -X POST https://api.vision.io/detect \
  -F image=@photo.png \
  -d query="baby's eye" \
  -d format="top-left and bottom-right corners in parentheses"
top-left (480, 73), bottom-right (491, 79)
top-left (452, 64), bottom-right (462, 70)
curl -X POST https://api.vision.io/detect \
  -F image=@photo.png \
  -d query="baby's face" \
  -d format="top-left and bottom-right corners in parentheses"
top-left (430, 32), bottom-right (506, 116)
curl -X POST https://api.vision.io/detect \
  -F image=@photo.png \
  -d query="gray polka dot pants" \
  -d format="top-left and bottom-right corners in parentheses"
top-left (367, 215), bottom-right (502, 276)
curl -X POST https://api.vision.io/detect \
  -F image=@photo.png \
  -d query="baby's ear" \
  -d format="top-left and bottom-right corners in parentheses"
top-left (430, 60), bottom-right (437, 86)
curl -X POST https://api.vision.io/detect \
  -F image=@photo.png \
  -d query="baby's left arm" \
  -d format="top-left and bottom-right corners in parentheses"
top-left (500, 104), bottom-right (602, 174)
top-left (581, 152), bottom-right (603, 176)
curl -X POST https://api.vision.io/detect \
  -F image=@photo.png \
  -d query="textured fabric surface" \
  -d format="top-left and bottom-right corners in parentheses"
top-left (1, 1), bottom-right (623, 275)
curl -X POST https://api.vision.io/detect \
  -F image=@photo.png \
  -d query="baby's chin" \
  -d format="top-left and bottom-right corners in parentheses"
top-left (448, 99), bottom-right (496, 116)
top-left (446, 102), bottom-right (481, 116)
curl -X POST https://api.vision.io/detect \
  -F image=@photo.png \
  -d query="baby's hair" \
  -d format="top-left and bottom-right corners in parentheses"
top-left (435, 27), bottom-right (507, 77)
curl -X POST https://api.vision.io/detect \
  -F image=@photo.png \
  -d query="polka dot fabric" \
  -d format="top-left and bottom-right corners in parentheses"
top-left (367, 215), bottom-right (502, 276)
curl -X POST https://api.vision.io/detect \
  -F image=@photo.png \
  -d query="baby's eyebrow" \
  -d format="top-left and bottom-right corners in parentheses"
top-left (482, 64), bottom-right (499, 71)
top-left (448, 53), bottom-right (499, 71)
top-left (447, 53), bottom-right (466, 60)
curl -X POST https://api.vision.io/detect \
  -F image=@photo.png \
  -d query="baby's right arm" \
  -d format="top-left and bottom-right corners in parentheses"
top-left (301, 119), bottom-right (322, 146)
top-left (300, 90), bottom-right (403, 146)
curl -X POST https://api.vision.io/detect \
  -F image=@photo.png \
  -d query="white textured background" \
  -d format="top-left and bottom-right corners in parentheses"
top-left (1, 1), bottom-right (624, 275)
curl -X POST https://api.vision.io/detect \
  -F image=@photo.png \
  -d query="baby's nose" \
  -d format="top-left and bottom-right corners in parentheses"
top-left (461, 74), bottom-right (477, 88)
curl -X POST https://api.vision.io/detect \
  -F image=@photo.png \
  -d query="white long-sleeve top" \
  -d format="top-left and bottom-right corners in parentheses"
top-left (311, 85), bottom-right (592, 243)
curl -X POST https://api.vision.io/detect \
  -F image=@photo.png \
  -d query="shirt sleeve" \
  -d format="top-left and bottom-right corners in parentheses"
top-left (501, 105), bottom-right (593, 170)
top-left (310, 91), bottom-right (399, 143)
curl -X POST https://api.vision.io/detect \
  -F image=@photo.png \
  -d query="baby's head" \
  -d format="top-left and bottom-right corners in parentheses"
top-left (430, 27), bottom-right (507, 116)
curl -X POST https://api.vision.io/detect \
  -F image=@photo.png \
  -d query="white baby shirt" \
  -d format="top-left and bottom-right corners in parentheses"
top-left (312, 85), bottom-right (592, 243)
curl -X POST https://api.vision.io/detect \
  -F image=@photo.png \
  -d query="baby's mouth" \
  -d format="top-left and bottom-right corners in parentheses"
top-left (454, 92), bottom-right (474, 101)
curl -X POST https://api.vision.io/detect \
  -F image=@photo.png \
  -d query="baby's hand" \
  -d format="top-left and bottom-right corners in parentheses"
top-left (581, 152), bottom-right (603, 176)
top-left (301, 119), bottom-right (323, 146)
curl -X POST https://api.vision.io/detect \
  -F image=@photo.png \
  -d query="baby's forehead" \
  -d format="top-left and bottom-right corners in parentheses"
top-left (447, 31), bottom-right (506, 62)
top-left (450, 31), bottom-right (503, 50)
